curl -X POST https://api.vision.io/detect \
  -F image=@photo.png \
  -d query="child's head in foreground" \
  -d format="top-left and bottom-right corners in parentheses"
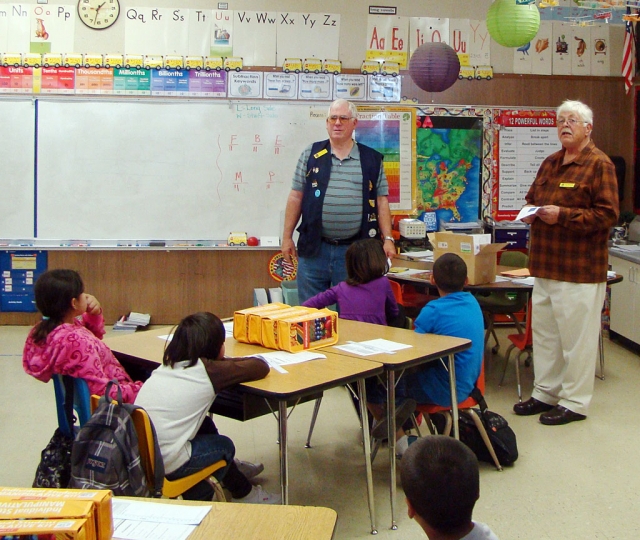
top-left (400, 435), bottom-right (480, 536)
top-left (432, 253), bottom-right (467, 293)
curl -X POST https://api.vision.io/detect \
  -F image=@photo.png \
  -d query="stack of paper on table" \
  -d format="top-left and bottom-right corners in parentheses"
top-left (113, 312), bottom-right (151, 332)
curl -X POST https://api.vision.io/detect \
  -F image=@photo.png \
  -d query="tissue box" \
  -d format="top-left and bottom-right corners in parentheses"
top-left (276, 309), bottom-right (338, 352)
top-left (233, 303), bottom-right (289, 343)
top-left (431, 232), bottom-right (507, 285)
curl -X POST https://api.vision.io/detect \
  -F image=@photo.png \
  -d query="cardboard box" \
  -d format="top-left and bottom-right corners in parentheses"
top-left (0, 487), bottom-right (112, 540)
top-left (430, 232), bottom-right (507, 285)
top-left (0, 517), bottom-right (91, 539)
top-left (233, 303), bottom-right (289, 343)
top-left (0, 499), bottom-right (97, 539)
top-left (276, 309), bottom-right (338, 352)
top-left (261, 307), bottom-right (315, 349)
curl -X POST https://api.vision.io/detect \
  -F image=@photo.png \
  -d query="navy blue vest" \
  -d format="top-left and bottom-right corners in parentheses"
top-left (297, 140), bottom-right (384, 258)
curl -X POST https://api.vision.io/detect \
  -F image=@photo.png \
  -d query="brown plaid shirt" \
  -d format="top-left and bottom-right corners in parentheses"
top-left (525, 140), bottom-right (619, 283)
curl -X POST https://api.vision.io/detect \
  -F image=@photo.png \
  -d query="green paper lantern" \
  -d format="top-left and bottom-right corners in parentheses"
top-left (486, 0), bottom-right (541, 48)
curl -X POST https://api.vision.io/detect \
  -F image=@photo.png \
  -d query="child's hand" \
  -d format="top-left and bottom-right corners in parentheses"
top-left (85, 294), bottom-right (102, 315)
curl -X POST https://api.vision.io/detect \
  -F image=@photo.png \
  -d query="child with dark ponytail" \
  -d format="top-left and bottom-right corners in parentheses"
top-left (23, 269), bottom-right (142, 402)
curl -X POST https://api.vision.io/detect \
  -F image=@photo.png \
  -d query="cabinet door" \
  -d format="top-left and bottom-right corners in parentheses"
top-left (609, 256), bottom-right (638, 342)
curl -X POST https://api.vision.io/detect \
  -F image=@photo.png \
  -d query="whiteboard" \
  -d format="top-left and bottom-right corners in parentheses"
top-left (0, 99), bottom-right (35, 238)
top-left (36, 99), bottom-right (328, 240)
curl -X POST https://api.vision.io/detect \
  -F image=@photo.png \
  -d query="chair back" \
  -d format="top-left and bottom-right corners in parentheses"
top-left (130, 407), bottom-right (160, 493)
top-left (53, 374), bottom-right (92, 438)
top-left (389, 279), bottom-right (403, 304)
top-left (499, 250), bottom-right (529, 268)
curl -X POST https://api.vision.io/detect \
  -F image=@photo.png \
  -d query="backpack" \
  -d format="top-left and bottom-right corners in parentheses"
top-left (69, 380), bottom-right (163, 497)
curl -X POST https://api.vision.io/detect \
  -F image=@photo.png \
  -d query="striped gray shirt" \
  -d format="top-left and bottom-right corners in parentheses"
top-left (292, 142), bottom-right (388, 239)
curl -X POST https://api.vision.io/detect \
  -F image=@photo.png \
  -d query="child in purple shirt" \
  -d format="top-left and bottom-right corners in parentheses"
top-left (302, 238), bottom-right (400, 325)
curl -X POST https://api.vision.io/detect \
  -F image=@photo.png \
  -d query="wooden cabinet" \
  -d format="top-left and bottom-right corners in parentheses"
top-left (609, 254), bottom-right (640, 345)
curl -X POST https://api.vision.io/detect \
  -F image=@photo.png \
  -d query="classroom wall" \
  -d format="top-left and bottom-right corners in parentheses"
top-left (0, 0), bottom-right (634, 325)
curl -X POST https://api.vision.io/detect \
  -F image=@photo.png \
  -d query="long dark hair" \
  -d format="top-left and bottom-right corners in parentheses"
top-left (31, 269), bottom-right (84, 345)
top-left (345, 238), bottom-right (389, 286)
top-left (163, 312), bottom-right (225, 368)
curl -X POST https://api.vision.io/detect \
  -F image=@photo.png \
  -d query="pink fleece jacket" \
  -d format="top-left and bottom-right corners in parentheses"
top-left (23, 312), bottom-right (142, 403)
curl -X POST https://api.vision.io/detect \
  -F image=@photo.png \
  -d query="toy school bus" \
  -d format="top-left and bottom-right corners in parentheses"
top-left (282, 58), bottom-right (302, 73)
top-left (223, 56), bottom-right (243, 71)
top-left (124, 54), bottom-right (144, 69)
top-left (381, 61), bottom-right (399, 76)
top-left (164, 55), bottom-right (184, 69)
top-left (83, 53), bottom-right (103, 68)
top-left (228, 232), bottom-right (248, 246)
top-left (303, 57), bottom-right (322, 73)
top-left (1, 53), bottom-right (22, 68)
top-left (475, 65), bottom-right (493, 80)
top-left (458, 65), bottom-right (475, 80)
top-left (184, 56), bottom-right (204, 70)
top-left (361, 59), bottom-right (382, 75)
top-left (322, 59), bottom-right (342, 75)
top-left (143, 55), bottom-right (164, 70)
top-left (63, 53), bottom-right (83, 68)
top-left (103, 54), bottom-right (123, 69)
top-left (204, 56), bottom-right (223, 71)
top-left (42, 53), bottom-right (63, 68)
top-left (23, 53), bottom-right (42, 68)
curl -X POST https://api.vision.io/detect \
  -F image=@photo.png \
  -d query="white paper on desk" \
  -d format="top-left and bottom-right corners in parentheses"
top-left (223, 321), bottom-right (234, 338)
top-left (256, 351), bottom-right (326, 374)
top-left (512, 277), bottom-right (535, 286)
top-left (607, 270), bottom-right (617, 278)
top-left (493, 275), bottom-right (511, 282)
top-left (157, 334), bottom-right (172, 341)
top-left (334, 339), bottom-right (412, 356)
top-left (113, 518), bottom-right (196, 540)
top-left (112, 498), bottom-right (210, 524)
top-left (515, 206), bottom-right (540, 221)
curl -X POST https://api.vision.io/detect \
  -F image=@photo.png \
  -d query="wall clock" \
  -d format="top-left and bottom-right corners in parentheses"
top-left (77, 0), bottom-right (120, 30)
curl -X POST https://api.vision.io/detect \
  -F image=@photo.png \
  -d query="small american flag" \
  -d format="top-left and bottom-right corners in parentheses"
top-left (623, 7), bottom-right (636, 94)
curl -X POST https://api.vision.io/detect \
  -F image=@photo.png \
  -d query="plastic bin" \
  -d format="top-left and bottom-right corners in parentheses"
top-left (281, 280), bottom-right (299, 306)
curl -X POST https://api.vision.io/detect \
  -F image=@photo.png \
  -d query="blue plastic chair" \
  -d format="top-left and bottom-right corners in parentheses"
top-left (52, 374), bottom-right (92, 437)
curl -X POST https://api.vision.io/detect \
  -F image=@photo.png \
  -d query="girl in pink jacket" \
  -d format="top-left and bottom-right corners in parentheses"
top-left (23, 269), bottom-right (142, 403)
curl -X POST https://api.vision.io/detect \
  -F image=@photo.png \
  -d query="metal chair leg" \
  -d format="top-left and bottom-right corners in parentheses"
top-left (500, 344), bottom-right (516, 387)
top-left (305, 397), bottom-right (322, 448)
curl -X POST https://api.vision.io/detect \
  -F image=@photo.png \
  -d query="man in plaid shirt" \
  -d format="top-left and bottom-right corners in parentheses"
top-left (514, 100), bottom-right (619, 426)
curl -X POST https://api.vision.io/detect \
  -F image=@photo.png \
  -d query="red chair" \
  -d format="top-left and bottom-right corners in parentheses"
top-left (413, 362), bottom-right (502, 471)
top-left (500, 298), bottom-right (533, 403)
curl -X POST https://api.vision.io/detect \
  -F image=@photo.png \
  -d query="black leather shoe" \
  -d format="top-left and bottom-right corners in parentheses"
top-left (539, 405), bottom-right (586, 426)
top-left (513, 397), bottom-right (554, 416)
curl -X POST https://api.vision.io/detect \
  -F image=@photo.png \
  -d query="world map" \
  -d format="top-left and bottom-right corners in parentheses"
top-left (415, 127), bottom-right (482, 223)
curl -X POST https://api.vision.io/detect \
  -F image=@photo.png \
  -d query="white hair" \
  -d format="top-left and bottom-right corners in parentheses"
top-left (328, 99), bottom-right (357, 118)
top-left (557, 100), bottom-right (593, 126)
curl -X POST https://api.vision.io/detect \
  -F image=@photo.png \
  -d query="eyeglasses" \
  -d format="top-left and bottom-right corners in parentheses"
top-left (557, 118), bottom-right (587, 126)
top-left (327, 115), bottom-right (354, 124)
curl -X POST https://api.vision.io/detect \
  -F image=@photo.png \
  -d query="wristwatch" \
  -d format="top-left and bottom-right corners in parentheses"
top-left (384, 236), bottom-right (395, 242)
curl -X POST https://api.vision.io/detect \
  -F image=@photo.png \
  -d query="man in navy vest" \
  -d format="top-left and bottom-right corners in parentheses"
top-left (282, 99), bottom-right (396, 303)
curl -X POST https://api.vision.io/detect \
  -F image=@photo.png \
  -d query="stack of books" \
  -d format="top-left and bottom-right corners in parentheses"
top-left (113, 311), bottom-right (151, 332)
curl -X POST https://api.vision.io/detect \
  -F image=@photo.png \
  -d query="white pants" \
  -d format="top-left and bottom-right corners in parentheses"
top-left (530, 278), bottom-right (606, 415)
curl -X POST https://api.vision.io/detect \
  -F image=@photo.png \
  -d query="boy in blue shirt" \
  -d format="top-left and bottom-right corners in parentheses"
top-left (368, 253), bottom-right (484, 455)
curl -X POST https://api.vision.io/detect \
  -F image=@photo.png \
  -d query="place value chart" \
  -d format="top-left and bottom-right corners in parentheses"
top-left (492, 109), bottom-right (562, 221)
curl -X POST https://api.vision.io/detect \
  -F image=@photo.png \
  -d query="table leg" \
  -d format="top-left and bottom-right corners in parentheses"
top-left (447, 353), bottom-right (459, 440)
top-left (278, 400), bottom-right (288, 504)
top-left (386, 370), bottom-right (398, 530)
top-left (357, 378), bottom-right (377, 535)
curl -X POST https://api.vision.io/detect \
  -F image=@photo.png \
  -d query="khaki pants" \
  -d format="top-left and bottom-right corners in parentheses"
top-left (530, 278), bottom-right (605, 415)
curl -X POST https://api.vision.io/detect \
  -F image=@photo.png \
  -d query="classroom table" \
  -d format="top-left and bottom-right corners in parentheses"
top-left (117, 497), bottom-right (338, 540)
top-left (104, 327), bottom-right (383, 534)
top-left (326, 319), bottom-right (471, 530)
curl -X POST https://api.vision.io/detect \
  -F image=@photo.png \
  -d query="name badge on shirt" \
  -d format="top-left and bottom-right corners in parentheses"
top-left (559, 182), bottom-right (576, 188)
top-left (313, 149), bottom-right (328, 159)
